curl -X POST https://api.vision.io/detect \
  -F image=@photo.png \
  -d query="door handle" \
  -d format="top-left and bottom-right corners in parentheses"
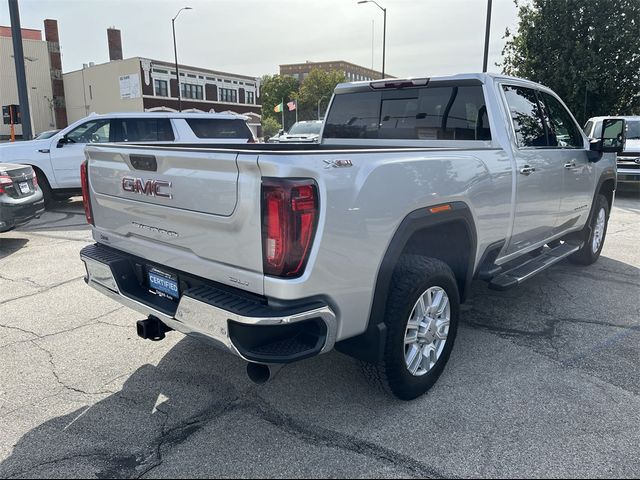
top-left (38, 149), bottom-right (50, 154)
top-left (520, 165), bottom-right (536, 175)
top-left (564, 160), bottom-right (576, 169)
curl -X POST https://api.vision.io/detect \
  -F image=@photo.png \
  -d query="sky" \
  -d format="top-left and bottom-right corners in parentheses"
top-left (0, 0), bottom-right (520, 79)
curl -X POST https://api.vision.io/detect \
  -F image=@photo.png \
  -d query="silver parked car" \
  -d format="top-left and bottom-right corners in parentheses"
top-left (268, 120), bottom-right (323, 143)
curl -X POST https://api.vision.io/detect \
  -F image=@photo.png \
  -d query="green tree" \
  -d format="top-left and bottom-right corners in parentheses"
top-left (502, 0), bottom-right (640, 123)
top-left (260, 74), bottom-right (299, 129)
top-left (297, 68), bottom-right (346, 121)
top-left (261, 116), bottom-right (282, 140)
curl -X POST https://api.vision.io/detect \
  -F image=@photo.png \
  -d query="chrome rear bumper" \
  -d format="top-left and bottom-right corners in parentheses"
top-left (80, 244), bottom-right (337, 364)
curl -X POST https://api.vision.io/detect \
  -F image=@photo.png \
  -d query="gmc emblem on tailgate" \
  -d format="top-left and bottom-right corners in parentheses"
top-left (122, 177), bottom-right (172, 199)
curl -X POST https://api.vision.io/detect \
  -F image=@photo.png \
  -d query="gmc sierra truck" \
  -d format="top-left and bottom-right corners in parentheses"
top-left (79, 73), bottom-right (625, 400)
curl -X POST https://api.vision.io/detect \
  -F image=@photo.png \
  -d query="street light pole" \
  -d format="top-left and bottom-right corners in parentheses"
top-left (8, 0), bottom-right (33, 140)
top-left (172, 7), bottom-right (192, 112)
top-left (358, 0), bottom-right (386, 78)
top-left (482, 0), bottom-right (493, 73)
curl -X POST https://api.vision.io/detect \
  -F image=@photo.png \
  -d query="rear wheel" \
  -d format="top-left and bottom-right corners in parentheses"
top-left (569, 193), bottom-right (609, 265)
top-left (361, 255), bottom-right (460, 400)
top-left (35, 171), bottom-right (55, 207)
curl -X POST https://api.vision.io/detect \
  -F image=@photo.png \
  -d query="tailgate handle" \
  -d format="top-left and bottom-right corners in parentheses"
top-left (129, 154), bottom-right (157, 172)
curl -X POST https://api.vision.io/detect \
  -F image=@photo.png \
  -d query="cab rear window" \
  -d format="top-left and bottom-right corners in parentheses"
top-left (186, 118), bottom-right (252, 139)
top-left (324, 84), bottom-right (491, 141)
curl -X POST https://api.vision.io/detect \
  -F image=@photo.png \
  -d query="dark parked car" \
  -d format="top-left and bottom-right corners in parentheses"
top-left (0, 163), bottom-right (44, 232)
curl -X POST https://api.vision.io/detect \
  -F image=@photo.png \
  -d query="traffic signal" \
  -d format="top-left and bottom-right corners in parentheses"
top-left (2, 105), bottom-right (21, 125)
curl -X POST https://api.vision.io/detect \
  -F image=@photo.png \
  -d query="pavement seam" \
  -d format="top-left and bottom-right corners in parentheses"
top-left (0, 275), bottom-right (85, 306)
top-left (0, 306), bottom-right (126, 350)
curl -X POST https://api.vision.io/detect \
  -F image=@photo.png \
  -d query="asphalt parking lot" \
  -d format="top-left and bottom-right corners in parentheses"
top-left (0, 192), bottom-right (639, 478)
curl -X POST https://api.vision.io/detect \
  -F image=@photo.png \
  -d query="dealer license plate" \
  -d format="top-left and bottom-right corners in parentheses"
top-left (19, 182), bottom-right (30, 194)
top-left (148, 268), bottom-right (180, 300)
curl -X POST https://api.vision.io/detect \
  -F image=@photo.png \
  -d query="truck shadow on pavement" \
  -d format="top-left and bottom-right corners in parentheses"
top-left (18, 198), bottom-right (88, 233)
top-left (0, 238), bottom-right (28, 260)
top-left (0, 256), bottom-right (638, 478)
top-left (0, 337), bottom-right (432, 478)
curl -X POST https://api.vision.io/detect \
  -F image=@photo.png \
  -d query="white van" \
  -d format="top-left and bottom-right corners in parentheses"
top-left (0, 112), bottom-right (256, 204)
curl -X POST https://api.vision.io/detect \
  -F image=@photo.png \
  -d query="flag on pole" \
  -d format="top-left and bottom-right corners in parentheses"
top-left (274, 102), bottom-right (283, 113)
top-left (287, 100), bottom-right (297, 111)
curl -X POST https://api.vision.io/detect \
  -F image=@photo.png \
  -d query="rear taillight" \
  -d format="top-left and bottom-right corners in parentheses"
top-left (261, 178), bottom-right (319, 278)
top-left (80, 160), bottom-right (94, 226)
top-left (31, 169), bottom-right (38, 188)
top-left (0, 175), bottom-right (12, 194)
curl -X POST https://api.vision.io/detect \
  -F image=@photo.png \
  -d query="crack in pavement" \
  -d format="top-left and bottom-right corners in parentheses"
top-left (0, 275), bottom-right (85, 306)
top-left (0, 306), bottom-right (126, 350)
top-left (0, 273), bottom-right (43, 290)
top-left (30, 341), bottom-right (117, 397)
top-left (5, 453), bottom-right (111, 479)
top-left (133, 390), bottom-right (446, 479)
top-left (462, 314), bottom-right (640, 398)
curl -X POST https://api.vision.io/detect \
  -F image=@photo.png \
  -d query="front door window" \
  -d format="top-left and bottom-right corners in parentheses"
top-left (65, 119), bottom-right (111, 144)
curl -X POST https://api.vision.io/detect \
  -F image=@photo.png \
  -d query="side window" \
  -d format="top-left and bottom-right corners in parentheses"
top-left (502, 85), bottom-right (547, 147)
top-left (323, 91), bottom-right (382, 139)
top-left (66, 119), bottom-right (111, 144)
top-left (185, 118), bottom-right (252, 139)
top-left (584, 120), bottom-right (594, 138)
top-left (539, 92), bottom-right (583, 148)
top-left (413, 86), bottom-right (491, 141)
top-left (115, 118), bottom-right (175, 142)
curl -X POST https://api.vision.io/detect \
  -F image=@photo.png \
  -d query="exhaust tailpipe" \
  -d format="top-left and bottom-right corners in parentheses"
top-left (246, 363), bottom-right (271, 384)
top-left (136, 316), bottom-right (171, 341)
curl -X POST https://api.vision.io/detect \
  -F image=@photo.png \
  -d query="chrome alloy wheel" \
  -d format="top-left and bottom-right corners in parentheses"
top-left (403, 286), bottom-right (450, 377)
top-left (592, 207), bottom-right (606, 254)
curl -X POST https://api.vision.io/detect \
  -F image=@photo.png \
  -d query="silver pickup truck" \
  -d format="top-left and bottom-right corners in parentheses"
top-left (79, 73), bottom-right (625, 400)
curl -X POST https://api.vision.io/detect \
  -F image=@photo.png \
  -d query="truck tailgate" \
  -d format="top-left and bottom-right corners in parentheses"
top-left (85, 144), bottom-right (264, 294)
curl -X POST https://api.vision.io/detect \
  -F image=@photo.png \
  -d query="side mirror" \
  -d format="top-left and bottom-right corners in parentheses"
top-left (588, 118), bottom-right (625, 161)
top-left (601, 118), bottom-right (625, 153)
top-left (278, 129), bottom-right (284, 136)
top-left (56, 136), bottom-right (68, 148)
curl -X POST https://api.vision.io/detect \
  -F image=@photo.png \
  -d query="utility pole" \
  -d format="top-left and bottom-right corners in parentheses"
top-left (482, 0), bottom-right (493, 73)
top-left (8, 0), bottom-right (33, 140)
top-left (358, 1), bottom-right (386, 78)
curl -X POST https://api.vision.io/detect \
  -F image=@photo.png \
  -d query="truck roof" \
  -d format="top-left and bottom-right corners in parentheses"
top-left (587, 116), bottom-right (640, 122)
top-left (82, 111), bottom-right (248, 121)
top-left (333, 72), bottom-right (548, 94)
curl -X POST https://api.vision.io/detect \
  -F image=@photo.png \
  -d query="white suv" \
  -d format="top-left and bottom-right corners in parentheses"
top-left (0, 112), bottom-right (256, 204)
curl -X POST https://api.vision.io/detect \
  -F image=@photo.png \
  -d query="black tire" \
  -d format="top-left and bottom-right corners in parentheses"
top-left (361, 255), bottom-right (460, 400)
top-left (35, 170), bottom-right (55, 207)
top-left (569, 193), bottom-right (609, 265)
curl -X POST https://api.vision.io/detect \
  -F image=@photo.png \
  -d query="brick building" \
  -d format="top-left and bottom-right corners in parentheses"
top-left (280, 60), bottom-right (390, 82)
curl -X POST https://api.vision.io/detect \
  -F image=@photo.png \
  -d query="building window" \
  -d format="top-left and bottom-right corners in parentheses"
top-left (181, 83), bottom-right (203, 100)
top-left (219, 88), bottom-right (237, 103)
top-left (154, 79), bottom-right (168, 97)
top-left (246, 91), bottom-right (255, 104)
